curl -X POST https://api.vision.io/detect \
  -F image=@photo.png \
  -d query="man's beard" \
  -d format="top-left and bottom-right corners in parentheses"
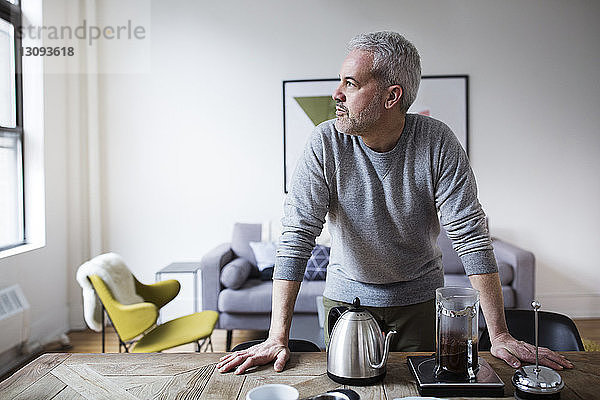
top-left (334, 92), bottom-right (382, 135)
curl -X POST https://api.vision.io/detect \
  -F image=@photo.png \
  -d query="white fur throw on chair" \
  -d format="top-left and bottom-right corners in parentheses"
top-left (76, 253), bottom-right (144, 332)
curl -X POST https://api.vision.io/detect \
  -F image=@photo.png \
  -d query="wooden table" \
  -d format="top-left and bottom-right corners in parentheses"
top-left (1, 352), bottom-right (598, 399)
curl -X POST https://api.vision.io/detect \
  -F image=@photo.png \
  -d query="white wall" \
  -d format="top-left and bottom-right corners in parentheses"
top-left (80, 0), bottom-right (599, 321)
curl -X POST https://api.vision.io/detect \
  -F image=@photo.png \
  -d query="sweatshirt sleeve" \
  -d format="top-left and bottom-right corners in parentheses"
top-left (274, 128), bottom-right (331, 281)
top-left (433, 124), bottom-right (498, 276)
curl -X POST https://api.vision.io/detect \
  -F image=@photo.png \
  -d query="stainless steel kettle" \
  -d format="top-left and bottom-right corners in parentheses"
top-left (327, 297), bottom-right (396, 385)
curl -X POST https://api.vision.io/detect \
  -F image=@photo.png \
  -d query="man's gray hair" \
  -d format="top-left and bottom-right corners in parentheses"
top-left (348, 31), bottom-right (421, 113)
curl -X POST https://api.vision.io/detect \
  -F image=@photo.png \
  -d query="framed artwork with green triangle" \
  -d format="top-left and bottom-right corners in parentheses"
top-left (283, 79), bottom-right (339, 193)
top-left (283, 76), bottom-right (468, 193)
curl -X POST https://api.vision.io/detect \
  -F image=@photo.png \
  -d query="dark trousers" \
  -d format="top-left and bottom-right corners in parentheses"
top-left (323, 296), bottom-right (436, 352)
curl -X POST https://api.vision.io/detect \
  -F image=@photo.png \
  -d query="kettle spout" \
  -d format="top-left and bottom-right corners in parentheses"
top-left (370, 330), bottom-right (396, 369)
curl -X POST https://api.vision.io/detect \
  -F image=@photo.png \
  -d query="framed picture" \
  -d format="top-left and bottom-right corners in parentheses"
top-left (283, 79), bottom-right (339, 193)
top-left (408, 75), bottom-right (469, 154)
top-left (282, 75), bottom-right (469, 193)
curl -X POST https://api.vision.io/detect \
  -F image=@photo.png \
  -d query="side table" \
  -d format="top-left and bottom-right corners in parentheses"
top-left (155, 262), bottom-right (203, 323)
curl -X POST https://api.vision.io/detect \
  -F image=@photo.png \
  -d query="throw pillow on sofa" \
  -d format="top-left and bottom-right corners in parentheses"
top-left (220, 258), bottom-right (253, 289)
top-left (304, 244), bottom-right (330, 280)
top-left (249, 241), bottom-right (277, 271)
top-left (249, 241), bottom-right (278, 281)
top-left (231, 223), bottom-right (262, 266)
top-left (259, 267), bottom-right (275, 281)
top-left (248, 242), bottom-right (330, 281)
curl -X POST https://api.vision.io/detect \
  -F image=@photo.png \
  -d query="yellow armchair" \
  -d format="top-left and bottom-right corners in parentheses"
top-left (133, 277), bottom-right (180, 309)
top-left (85, 256), bottom-right (218, 353)
top-left (89, 275), bottom-right (159, 342)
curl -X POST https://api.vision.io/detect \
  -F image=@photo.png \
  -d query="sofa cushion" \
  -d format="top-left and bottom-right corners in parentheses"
top-left (219, 279), bottom-right (326, 314)
top-left (304, 245), bottom-right (330, 281)
top-left (497, 262), bottom-right (514, 285)
top-left (220, 258), bottom-right (253, 290)
top-left (219, 280), bottom-right (272, 313)
top-left (231, 223), bottom-right (262, 266)
top-left (501, 286), bottom-right (515, 308)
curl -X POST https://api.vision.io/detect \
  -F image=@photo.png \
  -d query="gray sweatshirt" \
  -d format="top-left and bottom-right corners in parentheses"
top-left (274, 114), bottom-right (497, 307)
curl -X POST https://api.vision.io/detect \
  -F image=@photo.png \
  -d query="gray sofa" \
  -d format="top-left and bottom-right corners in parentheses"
top-left (200, 223), bottom-right (534, 350)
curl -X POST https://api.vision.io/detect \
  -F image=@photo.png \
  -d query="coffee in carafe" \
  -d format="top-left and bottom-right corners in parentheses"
top-left (434, 287), bottom-right (479, 381)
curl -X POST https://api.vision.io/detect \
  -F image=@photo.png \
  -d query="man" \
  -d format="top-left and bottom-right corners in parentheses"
top-left (218, 31), bottom-right (572, 374)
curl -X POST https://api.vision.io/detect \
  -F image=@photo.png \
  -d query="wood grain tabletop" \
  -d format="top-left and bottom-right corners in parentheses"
top-left (0, 352), bottom-right (597, 399)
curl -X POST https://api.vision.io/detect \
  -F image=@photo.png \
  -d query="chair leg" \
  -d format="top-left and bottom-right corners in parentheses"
top-left (119, 340), bottom-right (130, 353)
top-left (202, 336), bottom-right (213, 352)
top-left (195, 336), bottom-right (213, 352)
top-left (226, 330), bottom-right (233, 352)
top-left (101, 307), bottom-right (105, 353)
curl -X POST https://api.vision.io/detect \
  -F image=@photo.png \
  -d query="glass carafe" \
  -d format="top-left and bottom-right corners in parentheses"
top-left (434, 286), bottom-right (480, 381)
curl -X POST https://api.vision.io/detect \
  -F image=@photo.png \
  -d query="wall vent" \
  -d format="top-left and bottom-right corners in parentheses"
top-left (0, 285), bottom-right (30, 354)
top-left (0, 285), bottom-right (26, 319)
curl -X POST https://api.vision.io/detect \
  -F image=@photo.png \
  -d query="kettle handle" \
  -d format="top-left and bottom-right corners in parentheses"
top-left (327, 306), bottom-right (347, 337)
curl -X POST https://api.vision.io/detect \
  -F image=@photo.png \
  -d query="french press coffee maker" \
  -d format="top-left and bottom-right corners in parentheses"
top-left (407, 286), bottom-right (504, 397)
top-left (434, 286), bottom-right (480, 381)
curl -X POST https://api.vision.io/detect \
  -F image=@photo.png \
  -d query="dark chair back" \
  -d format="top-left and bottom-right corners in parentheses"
top-left (479, 309), bottom-right (584, 351)
top-left (231, 339), bottom-right (321, 352)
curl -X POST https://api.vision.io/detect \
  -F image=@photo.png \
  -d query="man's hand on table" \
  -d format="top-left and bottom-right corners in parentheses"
top-left (491, 332), bottom-right (573, 370)
top-left (217, 338), bottom-right (290, 375)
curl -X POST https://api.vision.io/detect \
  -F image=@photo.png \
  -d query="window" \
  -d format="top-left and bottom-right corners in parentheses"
top-left (0, 0), bottom-right (24, 251)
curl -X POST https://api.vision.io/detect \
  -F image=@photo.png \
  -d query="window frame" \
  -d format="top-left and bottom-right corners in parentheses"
top-left (0, 0), bottom-right (25, 252)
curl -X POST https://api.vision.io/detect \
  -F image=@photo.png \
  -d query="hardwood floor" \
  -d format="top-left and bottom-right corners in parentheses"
top-left (574, 319), bottom-right (600, 344)
top-left (59, 328), bottom-right (268, 354)
top-left (55, 319), bottom-right (600, 354)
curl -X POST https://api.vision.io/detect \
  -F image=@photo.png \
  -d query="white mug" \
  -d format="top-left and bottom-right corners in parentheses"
top-left (246, 384), bottom-right (299, 400)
